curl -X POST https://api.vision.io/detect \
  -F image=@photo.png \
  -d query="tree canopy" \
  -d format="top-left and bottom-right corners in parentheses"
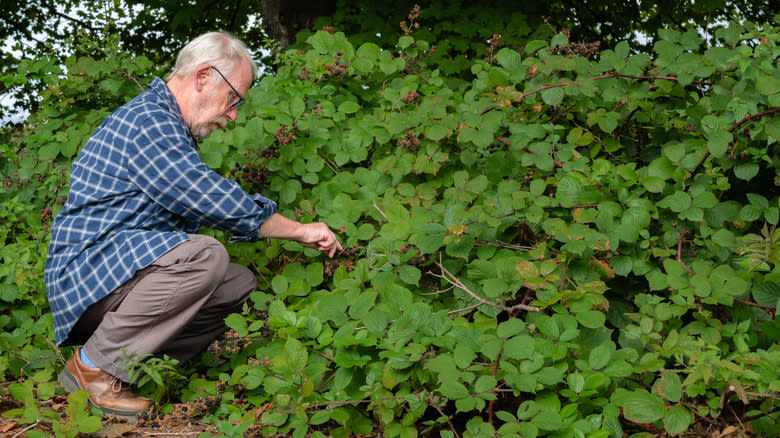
top-left (1, 0), bottom-right (775, 124)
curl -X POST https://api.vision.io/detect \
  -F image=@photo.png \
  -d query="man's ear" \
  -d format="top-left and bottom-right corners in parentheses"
top-left (194, 64), bottom-right (211, 91)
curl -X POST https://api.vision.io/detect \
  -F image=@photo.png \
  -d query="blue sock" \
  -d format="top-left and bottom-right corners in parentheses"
top-left (80, 349), bottom-right (97, 367)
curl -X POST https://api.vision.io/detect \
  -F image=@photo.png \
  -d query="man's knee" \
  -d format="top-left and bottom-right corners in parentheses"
top-left (186, 234), bottom-right (230, 289)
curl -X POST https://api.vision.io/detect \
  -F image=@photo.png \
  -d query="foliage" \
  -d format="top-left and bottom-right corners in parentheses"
top-left (2, 4), bottom-right (780, 437)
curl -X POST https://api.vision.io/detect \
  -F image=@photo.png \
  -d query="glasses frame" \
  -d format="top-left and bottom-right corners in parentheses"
top-left (210, 65), bottom-right (245, 110)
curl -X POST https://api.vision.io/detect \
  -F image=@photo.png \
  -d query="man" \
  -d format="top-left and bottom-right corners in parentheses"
top-left (45, 31), bottom-right (342, 419)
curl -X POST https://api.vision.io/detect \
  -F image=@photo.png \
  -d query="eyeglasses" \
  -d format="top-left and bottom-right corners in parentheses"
top-left (210, 65), bottom-right (244, 110)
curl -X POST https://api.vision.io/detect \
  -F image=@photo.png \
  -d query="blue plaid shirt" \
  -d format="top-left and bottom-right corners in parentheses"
top-left (45, 78), bottom-right (277, 345)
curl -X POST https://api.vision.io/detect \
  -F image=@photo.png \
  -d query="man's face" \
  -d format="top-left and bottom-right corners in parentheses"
top-left (190, 61), bottom-right (252, 139)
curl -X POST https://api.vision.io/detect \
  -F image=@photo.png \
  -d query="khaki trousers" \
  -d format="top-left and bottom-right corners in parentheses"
top-left (69, 234), bottom-right (256, 382)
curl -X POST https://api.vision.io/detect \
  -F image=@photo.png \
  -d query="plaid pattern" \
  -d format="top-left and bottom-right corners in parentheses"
top-left (45, 78), bottom-right (277, 345)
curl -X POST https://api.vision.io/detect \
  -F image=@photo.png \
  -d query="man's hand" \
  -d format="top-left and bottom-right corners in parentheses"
top-left (259, 213), bottom-right (344, 258)
top-left (296, 222), bottom-right (343, 258)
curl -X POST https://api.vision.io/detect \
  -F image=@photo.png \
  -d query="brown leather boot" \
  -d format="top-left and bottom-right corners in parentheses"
top-left (58, 348), bottom-right (151, 419)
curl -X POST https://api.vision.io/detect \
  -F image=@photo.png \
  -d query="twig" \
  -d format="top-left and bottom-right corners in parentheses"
top-left (319, 154), bottom-right (341, 174)
top-left (312, 350), bottom-right (335, 362)
top-left (447, 302), bottom-right (483, 315)
top-left (474, 240), bottom-right (535, 251)
top-left (427, 392), bottom-right (460, 438)
top-left (728, 107), bottom-right (780, 133)
top-left (434, 256), bottom-right (539, 313)
top-left (744, 391), bottom-right (780, 399)
top-left (676, 232), bottom-right (694, 275)
top-left (122, 71), bottom-right (146, 92)
top-left (373, 200), bottom-right (387, 219)
top-left (735, 299), bottom-right (776, 310)
top-left (12, 420), bottom-right (47, 438)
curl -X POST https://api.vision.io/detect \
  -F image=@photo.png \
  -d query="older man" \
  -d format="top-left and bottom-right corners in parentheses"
top-left (46, 31), bottom-right (342, 419)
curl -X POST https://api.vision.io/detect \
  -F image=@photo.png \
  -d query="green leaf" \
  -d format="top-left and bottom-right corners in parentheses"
top-left (664, 406), bottom-right (693, 435)
top-left (611, 256), bottom-right (633, 276)
top-left (576, 310), bottom-right (606, 329)
top-left (398, 265), bottom-right (421, 285)
top-left (497, 319), bottom-right (526, 338)
top-left (225, 313), bottom-right (248, 337)
top-left (439, 381), bottom-right (470, 399)
top-left (589, 343), bottom-right (612, 370)
top-left (654, 371), bottom-right (683, 402)
top-left (338, 101), bottom-right (361, 114)
top-left (398, 35), bottom-right (414, 49)
top-left (496, 48), bottom-right (523, 70)
top-left (0, 283), bottom-right (19, 302)
top-left (622, 391), bottom-right (666, 424)
top-left (734, 163), bottom-right (759, 181)
top-left (427, 124), bottom-right (449, 141)
top-left (77, 416), bottom-right (103, 434)
top-left (541, 87), bottom-right (564, 106)
top-left (659, 191), bottom-right (691, 213)
top-left (533, 410), bottom-right (562, 431)
top-left (641, 176), bottom-right (666, 193)
top-left (454, 343), bottom-right (476, 369)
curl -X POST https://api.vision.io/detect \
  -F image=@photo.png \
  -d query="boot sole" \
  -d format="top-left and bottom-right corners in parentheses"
top-left (58, 367), bottom-right (143, 422)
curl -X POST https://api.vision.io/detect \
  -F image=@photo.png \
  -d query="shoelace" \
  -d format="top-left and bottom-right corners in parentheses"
top-left (108, 376), bottom-right (124, 394)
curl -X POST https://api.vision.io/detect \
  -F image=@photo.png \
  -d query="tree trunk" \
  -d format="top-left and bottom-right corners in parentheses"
top-left (260, 0), bottom-right (338, 48)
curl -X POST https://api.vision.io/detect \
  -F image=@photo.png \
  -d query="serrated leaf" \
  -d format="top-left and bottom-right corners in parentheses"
top-left (541, 87), bottom-right (564, 106)
top-left (611, 256), bottom-right (633, 276)
top-left (664, 406), bottom-right (693, 435)
top-left (439, 380), bottom-right (470, 399)
top-left (622, 391), bottom-right (666, 423)
top-left (734, 163), bottom-right (759, 181)
top-left (496, 48), bottom-right (523, 70)
top-left (654, 371), bottom-right (683, 402)
top-left (576, 310), bottom-right (606, 329)
top-left (398, 265), bottom-right (421, 285)
top-left (533, 410), bottom-right (562, 431)
top-left (338, 101), bottom-right (360, 114)
top-left (589, 343), bottom-right (612, 370)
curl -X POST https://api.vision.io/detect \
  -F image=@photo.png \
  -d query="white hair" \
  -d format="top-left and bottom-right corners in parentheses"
top-left (166, 31), bottom-right (257, 81)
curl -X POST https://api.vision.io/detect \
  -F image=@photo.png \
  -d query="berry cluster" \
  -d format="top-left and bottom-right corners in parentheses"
top-left (297, 68), bottom-right (312, 82)
top-left (136, 409), bottom-right (165, 428)
top-left (321, 243), bottom-right (363, 279)
top-left (322, 259), bottom-right (356, 279)
top-left (207, 328), bottom-right (251, 358)
top-left (274, 122), bottom-right (297, 146)
top-left (397, 131), bottom-right (421, 152)
top-left (401, 245), bottom-right (427, 267)
top-left (547, 29), bottom-right (601, 59)
top-left (228, 163), bottom-right (269, 194)
top-left (402, 90), bottom-right (419, 104)
top-left (325, 51), bottom-right (349, 80)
